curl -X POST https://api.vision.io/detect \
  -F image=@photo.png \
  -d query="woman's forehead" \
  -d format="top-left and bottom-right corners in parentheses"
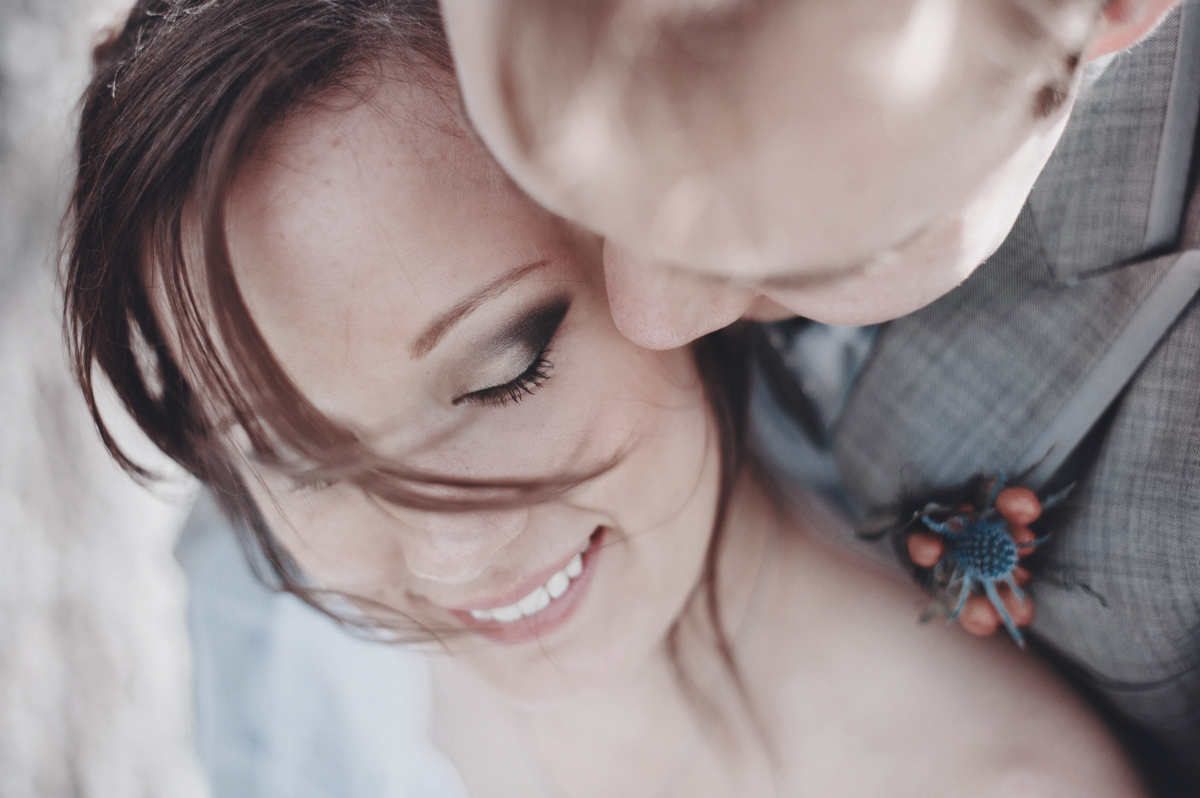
top-left (219, 75), bottom-right (564, 417)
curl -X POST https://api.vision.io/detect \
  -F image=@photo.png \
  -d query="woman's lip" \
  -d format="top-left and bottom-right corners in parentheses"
top-left (445, 527), bottom-right (605, 645)
top-left (441, 527), bottom-right (601, 613)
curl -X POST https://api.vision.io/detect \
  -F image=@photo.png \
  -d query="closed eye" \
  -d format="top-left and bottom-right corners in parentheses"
top-left (456, 348), bottom-right (554, 407)
top-left (453, 297), bottom-right (570, 408)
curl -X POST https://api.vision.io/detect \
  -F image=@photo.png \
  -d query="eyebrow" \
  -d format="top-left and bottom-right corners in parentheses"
top-left (410, 259), bottom-right (552, 358)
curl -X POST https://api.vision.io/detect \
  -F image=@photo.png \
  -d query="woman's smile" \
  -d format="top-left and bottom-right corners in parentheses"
top-left (441, 527), bottom-right (605, 645)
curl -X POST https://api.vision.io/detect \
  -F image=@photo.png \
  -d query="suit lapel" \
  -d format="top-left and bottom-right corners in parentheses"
top-left (1029, 2), bottom-right (1199, 280)
top-left (834, 2), bottom-right (1199, 512)
top-left (835, 223), bottom-right (1182, 511)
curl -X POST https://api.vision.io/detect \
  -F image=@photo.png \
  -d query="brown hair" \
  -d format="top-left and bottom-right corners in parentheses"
top-left (63, 0), bottom-right (754, 695)
top-left (66, 0), bottom-right (454, 613)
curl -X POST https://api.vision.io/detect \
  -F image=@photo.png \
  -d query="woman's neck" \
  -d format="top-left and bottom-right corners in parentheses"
top-left (428, 466), bottom-right (784, 798)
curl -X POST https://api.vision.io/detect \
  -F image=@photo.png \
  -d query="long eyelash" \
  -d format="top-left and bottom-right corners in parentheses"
top-left (460, 349), bottom-right (554, 407)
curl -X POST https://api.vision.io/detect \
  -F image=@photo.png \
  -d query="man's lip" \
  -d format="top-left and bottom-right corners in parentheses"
top-left (437, 527), bottom-right (602, 613)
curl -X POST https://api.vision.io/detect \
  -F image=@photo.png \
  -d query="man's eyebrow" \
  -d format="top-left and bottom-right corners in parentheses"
top-left (410, 259), bottom-right (552, 358)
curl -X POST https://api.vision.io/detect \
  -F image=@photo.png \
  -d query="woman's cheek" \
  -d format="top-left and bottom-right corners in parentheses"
top-left (254, 485), bottom-right (407, 594)
top-left (567, 349), bottom-right (717, 532)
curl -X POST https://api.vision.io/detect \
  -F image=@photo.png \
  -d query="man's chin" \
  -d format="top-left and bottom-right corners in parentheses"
top-left (755, 238), bottom-right (988, 327)
top-left (741, 295), bottom-right (797, 322)
top-left (760, 275), bottom-right (965, 327)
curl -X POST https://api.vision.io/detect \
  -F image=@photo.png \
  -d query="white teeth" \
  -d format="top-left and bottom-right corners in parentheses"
top-left (545, 571), bottom-right (570, 598)
top-left (491, 604), bottom-right (523, 623)
top-left (470, 538), bottom-right (595, 624)
top-left (517, 586), bottom-right (551, 615)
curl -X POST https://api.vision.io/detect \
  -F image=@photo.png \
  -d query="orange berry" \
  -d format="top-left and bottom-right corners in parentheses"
top-left (908, 533), bottom-right (944, 567)
top-left (1010, 525), bottom-right (1036, 544)
top-left (996, 487), bottom-right (1041, 526)
top-left (960, 597), bottom-right (1000, 636)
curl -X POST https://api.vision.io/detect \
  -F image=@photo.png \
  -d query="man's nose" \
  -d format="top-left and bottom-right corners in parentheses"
top-left (397, 507), bottom-right (530, 585)
top-left (603, 239), bottom-right (757, 350)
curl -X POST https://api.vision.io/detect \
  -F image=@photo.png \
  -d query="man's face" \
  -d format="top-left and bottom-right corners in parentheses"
top-left (444, 0), bottom-right (1101, 347)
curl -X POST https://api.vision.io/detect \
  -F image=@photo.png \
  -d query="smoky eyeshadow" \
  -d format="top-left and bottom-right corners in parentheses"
top-left (452, 295), bottom-right (571, 396)
top-left (489, 295), bottom-right (571, 356)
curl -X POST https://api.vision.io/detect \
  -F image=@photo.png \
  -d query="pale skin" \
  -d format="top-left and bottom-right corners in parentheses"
top-left (433, 474), bottom-right (1145, 798)
top-left (207, 71), bottom-right (1144, 796)
top-left (440, 0), bottom-right (1183, 634)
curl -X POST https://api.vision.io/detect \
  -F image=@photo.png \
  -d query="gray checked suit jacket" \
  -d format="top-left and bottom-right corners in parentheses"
top-left (831, 3), bottom-right (1200, 791)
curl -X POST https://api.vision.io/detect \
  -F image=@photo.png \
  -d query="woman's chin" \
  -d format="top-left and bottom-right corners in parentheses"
top-left (445, 637), bottom-right (630, 708)
top-left (452, 608), bottom-right (667, 708)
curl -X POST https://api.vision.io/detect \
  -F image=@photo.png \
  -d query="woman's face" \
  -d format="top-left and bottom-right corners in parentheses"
top-left (220, 72), bottom-right (722, 703)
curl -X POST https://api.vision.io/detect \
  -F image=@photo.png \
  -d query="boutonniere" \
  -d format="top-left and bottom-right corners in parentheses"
top-left (858, 472), bottom-right (1071, 647)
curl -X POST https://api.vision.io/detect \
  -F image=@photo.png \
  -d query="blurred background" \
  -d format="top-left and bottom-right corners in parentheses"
top-left (0, 4), bottom-right (467, 795)
top-left (0, 1), bottom-right (207, 795)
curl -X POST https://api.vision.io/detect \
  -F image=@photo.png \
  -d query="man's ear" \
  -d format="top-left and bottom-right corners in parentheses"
top-left (1085, 0), bottom-right (1182, 60)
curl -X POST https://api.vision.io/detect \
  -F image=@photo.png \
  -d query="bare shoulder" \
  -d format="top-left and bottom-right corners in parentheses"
top-left (741, 513), bottom-right (1146, 798)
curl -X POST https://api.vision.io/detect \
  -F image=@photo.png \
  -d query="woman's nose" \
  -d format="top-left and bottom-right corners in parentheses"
top-left (603, 239), bottom-right (757, 350)
top-left (397, 507), bottom-right (530, 585)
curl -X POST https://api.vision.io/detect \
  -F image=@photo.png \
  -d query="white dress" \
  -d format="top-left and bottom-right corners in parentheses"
top-left (176, 491), bottom-right (469, 798)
